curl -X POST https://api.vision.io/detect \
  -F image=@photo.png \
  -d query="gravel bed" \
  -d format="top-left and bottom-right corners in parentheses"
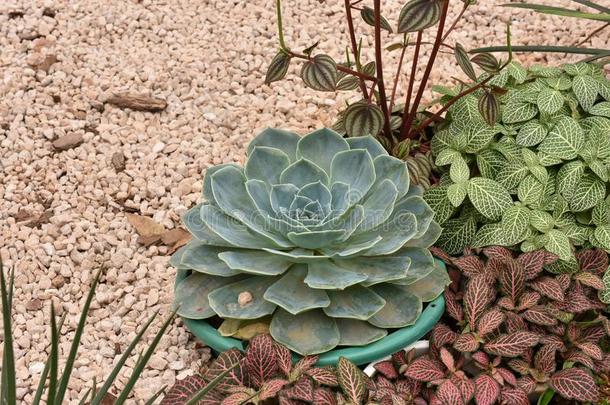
top-left (0, 0), bottom-right (608, 402)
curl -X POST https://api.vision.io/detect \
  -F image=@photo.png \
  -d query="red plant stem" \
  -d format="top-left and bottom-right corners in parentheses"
top-left (403, 31), bottom-right (423, 122)
top-left (441, 2), bottom-right (468, 42)
top-left (373, 0), bottom-right (392, 138)
top-left (287, 50), bottom-right (377, 82)
top-left (389, 41), bottom-right (409, 113)
top-left (411, 75), bottom-right (493, 135)
top-left (399, 0), bottom-right (450, 140)
top-left (344, 0), bottom-right (368, 97)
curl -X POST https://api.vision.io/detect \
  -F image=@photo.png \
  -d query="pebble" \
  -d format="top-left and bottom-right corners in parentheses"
top-left (52, 133), bottom-right (84, 151)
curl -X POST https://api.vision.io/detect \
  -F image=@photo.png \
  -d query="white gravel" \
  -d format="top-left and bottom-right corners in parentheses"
top-left (0, 0), bottom-right (608, 402)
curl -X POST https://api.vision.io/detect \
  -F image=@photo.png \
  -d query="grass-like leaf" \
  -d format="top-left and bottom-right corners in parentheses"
top-left (0, 263), bottom-right (15, 405)
top-left (184, 363), bottom-right (241, 405)
top-left (501, 3), bottom-right (610, 21)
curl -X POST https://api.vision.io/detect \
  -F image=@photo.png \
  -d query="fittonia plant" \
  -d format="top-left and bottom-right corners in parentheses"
top-left (171, 128), bottom-right (448, 355)
top-left (425, 61), bottom-right (610, 263)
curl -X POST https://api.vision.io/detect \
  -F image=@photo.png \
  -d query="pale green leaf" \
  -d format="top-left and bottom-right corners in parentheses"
top-left (538, 116), bottom-right (585, 160)
top-left (570, 173), bottom-right (606, 212)
top-left (467, 177), bottom-right (513, 221)
top-left (501, 205), bottom-right (530, 244)
top-left (572, 75), bottom-right (599, 111)
top-left (537, 88), bottom-right (564, 114)
top-left (544, 229), bottom-right (574, 262)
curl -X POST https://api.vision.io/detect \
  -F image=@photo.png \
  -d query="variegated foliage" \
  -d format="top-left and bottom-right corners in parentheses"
top-left (427, 61), bottom-right (610, 264)
top-left (428, 246), bottom-right (610, 404)
top-left (171, 128), bottom-right (447, 355)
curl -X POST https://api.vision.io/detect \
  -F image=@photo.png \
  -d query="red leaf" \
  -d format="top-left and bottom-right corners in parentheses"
top-left (430, 247), bottom-right (453, 263)
top-left (477, 309), bottom-right (505, 337)
top-left (474, 374), bottom-right (500, 405)
top-left (259, 378), bottom-right (289, 400)
top-left (484, 332), bottom-right (539, 357)
top-left (445, 289), bottom-right (464, 322)
top-left (549, 368), bottom-right (599, 402)
top-left (453, 376), bottom-right (476, 403)
top-left (464, 275), bottom-right (495, 326)
top-left (565, 351), bottom-right (595, 369)
top-left (523, 305), bottom-right (557, 326)
top-left (516, 376), bottom-right (536, 393)
top-left (577, 248), bottom-right (608, 274)
top-left (516, 291), bottom-right (540, 311)
top-left (500, 259), bottom-right (525, 303)
top-left (432, 323), bottom-right (458, 348)
top-left (471, 351), bottom-right (490, 368)
top-left (275, 343), bottom-right (293, 377)
top-left (439, 347), bottom-right (455, 372)
top-left (307, 367), bottom-right (338, 387)
top-left (500, 387), bottom-right (529, 405)
top-left (337, 357), bottom-right (366, 403)
top-left (574, 272), bottom-right (605, 289)
top-left (581, 325), bottom-right (606, 342)
top-left (496, 367), bottom-right (517, 386)
top-left (406, 357), bottom-right (445, 382)
top-left (221, 390), bottom-right (256, 405)
top-left (534, 345), bottom-right (556, 375)
top-left (437, 380), bottom-right (464, 405)
top-left (453, 333), bottom-right (480, 353)
top-left (245, 334), bottom-right (278, 388)
top-left (497, 297), bottom-right (515, 310)
top-left (504, 312), bottom-right (527, 334)
top-left (204, 349), bottom-right (245, 393)
top-left (529, 277), bottom-right (564, 301)
top-left (452, 255), bottom-right (485, 277)
top-left (291, 356), bottom-right (318, 381)
top-left (160, 375), bottom-right (207, 405)
top-left (285, 376), bottom-right (314, 402)
top-left (595, 353), bottom-right (610, 373)
top-left (483, 246), bottom-right (513, 259)
top-left (577, 342), bottom-right (603, 361)
top-left (555, 274), bottom-right (571, 291)
top-left (313, 388), bottom-right (336, 405)
top-left (539, 334), bottom-right (566, 351)
top-left (373, 360), bottom-right (398, 379)
top-left (517, 251), bottom-right (547, 280)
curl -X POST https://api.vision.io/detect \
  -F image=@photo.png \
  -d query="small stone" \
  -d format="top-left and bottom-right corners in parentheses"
top-left (149, 355), bottom-right (168, 370)
top-left (25, 299), bottom-right (43, 311)
top-left (152, 142), bottom-right (166, 153)
top-left (238, 291), bottom-right (253, 306)
top-left (169, 360), bottom-right (184, 370)
top-left (111, 152), bottom-right (126, 171)
top-left (203, 112), bottom-right (216, 121)
top-left (51, 275), bottom-right (65, 288)
top-left (29, 362), bottom-right (45, 375)
top-left (52, 133), bottom-right (83, 151)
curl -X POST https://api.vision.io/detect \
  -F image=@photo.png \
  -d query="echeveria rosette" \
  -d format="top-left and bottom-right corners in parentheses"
top-left (171, 128), bottom-right (446, 355)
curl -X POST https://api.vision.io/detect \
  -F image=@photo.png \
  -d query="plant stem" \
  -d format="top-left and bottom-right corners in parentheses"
top-left (400, 0), bottom-right (450, 140)
top-left (276, 0), bottom-right (287, 50)
top-left (373, 0), bottom-right (392, 138)
top-left (403, 31), bottom-right (423, 121)
top-left (344, 0), bottom-right (368, 97)
top-left (441, 2), bottom-right (468, 42)
top-left (389, 38), bottom-right (409, 112)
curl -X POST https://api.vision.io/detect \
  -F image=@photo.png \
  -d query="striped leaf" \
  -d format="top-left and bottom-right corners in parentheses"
top-left (300, 54), bottom-right (337, 91)
top-left (336, 76), bottom-right (359, 91)
top-left (455, 43), bottom-right (477, 81)
top-left (484, 331), bottom-right (540, 357)
top-left (265, 52), bottom-right (291, 84)
top-left (343, 101), bottom-right (384, 137)
top-left (549, 368), bottom-right (599, 402)
top-left (471, 53), bottom-right (500, 73)
top-left (397, 0), bottom-right (442, 33)
top-left (337, 357), bottom-right (365, 403)
top-left (360, 6), bottom-right (393, 32)
top-left (478, 91), bottom-right (500, 126)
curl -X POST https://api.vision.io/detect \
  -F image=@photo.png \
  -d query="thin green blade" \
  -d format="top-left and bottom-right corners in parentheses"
top-left (185, 362), bottom-right (241, 405)
top-left (0, 265), bottom-right (16, 405)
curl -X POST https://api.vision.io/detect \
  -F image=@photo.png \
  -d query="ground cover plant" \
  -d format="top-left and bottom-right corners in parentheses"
top-left (425, 61), bottom-right (610, 259)
top-left (423, 246), bottom-right (610, 404)
top-left (172, 128), bottom-right (448, 355)
top-left (265, 0), bottom-right (513, 189)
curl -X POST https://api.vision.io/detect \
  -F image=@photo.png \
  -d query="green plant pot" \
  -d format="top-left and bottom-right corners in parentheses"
top-left (175, 260), bottom-right (446, 367)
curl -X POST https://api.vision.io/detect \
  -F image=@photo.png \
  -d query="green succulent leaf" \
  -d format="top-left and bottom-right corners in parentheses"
top-left (270, 309), bottom-right (340, 355)
top-left (369, 284), bottom-right (423, 328)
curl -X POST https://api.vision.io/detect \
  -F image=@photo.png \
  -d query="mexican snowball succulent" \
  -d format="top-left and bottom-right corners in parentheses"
top-left (426, 61), bottom-right (610, 262)
top-left (171, 128), bottom-right (447, 355)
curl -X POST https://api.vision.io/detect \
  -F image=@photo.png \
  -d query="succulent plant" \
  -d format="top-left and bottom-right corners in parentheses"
top-left (426, 61), bottom-right (610, 262)
top-left (171, 128), bottom-right (448, 355)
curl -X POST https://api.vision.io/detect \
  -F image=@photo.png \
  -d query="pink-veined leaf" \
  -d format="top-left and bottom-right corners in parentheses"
top-left (432, 323), bottom-right (458, 348)
top-left (496, 367), bottom-right (517, 386)
top-left (245, 334), bottom-right (278, 388)
top-left (445, 289), bottom-right (464, 322)
top-left (484, 332), bottom-right (539, 357)
top-left (307, 367), bottom-right (338, 386)
top-left (539, 334), bottom-right (565, 351)
top-left (516, 376), bottom-right (536, 393)
top-left (500, 387), bottom-right (529, 405)
top-left (565, 351), bottom-right (595, 369)
top-left (574, 271), bottom-right (605, 289)
top-left (464, 275), bottom-right (495, 326)
top-left (221, 388), bottom-right (257, 405)
top-left (259, 378), bottom-right (289, 400)
top-left (529, 277), bottom-right (564, 301)
top-left (430, 247), bottom-right (452, 263)
top-left (453, 376), bottom-right (476, 403)
top-left (474, 374), bottom-right (500, 405)
top-left (291, 355), bottom-right (319, 381)
top-left (406, 357), bottom-right (445, 382)
top-left (452, 255), bottom-right (485, 277)
top-left (577, 248), bottom-right (608, 274)
top-left (517, 251), bottom-right (547, 280)
top-left (204, 349), bottom-right (245, 393)
top-left (284, 375), bottom-right (315, 402)
top-left (483, 246), bottom-right (512, 259)
top-left (439, 347), bottom-right (455, 372)
top-left (437, 380), bottom-right (464, 405)
top-left (477, 309), bottom-right (505, 337)
top-left (374, 360), bottom-right (399, 379)
top-left (534, 345), bottom-right (556, 375)
top-left (504, 312), bottom-right (527, 334)
top-left (555, 274), bottom-right (571, 291)
top-left (337, 357), bottom-right (366, 403)
top-left (274, 343), bottom-right (293, 378)
top-left (497, 297), bottom-right (515, 310)
top-left (549, 368), bottom-right (599, 402)
top-left (576, 342), bottom-right (603, 361)
top-left (516, 291), bottom-right (540, 311)
top-left (500, 259), bottom-right (525, 303)
top-left (523, 305), bottom-right (557, 326)
top-left (313, 388), bottom-right (337, 405)
top-left (581, 325), bottom-right (606, 342)
top-left (453, 333), bottom-right (480, 353)
top-left (160, 375), bottom-right (207, 405)
top-left (471, 351), bottom-right (490, 368)
top-left (595, 354), bottom-right (610, 373)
